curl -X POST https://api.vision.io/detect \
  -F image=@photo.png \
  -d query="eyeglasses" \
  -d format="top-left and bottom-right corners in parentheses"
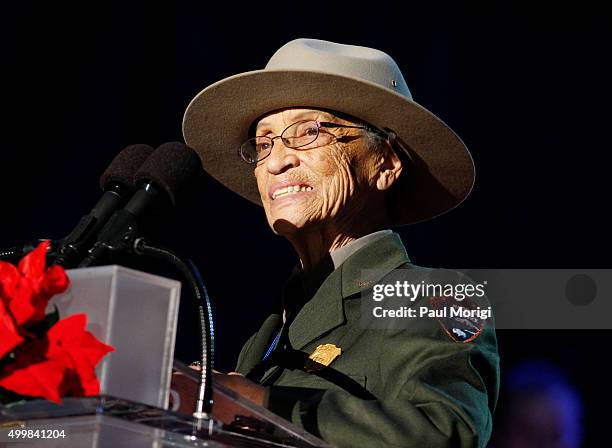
top-left (238, 120), bottom-right (386, 164)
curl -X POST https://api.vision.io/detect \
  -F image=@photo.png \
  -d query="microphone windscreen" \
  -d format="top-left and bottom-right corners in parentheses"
top-left (99, 144), bottom-right (156, 190)
top-left (134, 142), bottom-right (201, 205)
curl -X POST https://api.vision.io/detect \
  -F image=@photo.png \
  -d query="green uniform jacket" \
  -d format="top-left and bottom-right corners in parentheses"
top-left (235, 233), bottom-right (500, 448)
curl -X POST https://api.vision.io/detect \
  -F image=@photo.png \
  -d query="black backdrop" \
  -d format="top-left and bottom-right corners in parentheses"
top-left (1, 2), bottom-right (610, 445)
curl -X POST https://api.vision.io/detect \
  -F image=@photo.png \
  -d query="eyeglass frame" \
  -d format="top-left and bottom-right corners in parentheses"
top-left (238, 119), bottom-right (391, 164)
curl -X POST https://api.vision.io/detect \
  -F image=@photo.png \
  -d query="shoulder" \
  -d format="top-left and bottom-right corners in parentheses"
top-left (359, 261), bottom-right (496, 346)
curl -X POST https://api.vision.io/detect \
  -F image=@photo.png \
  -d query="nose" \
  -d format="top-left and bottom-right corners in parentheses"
top-left (265, 139), bottom-right (300, 174)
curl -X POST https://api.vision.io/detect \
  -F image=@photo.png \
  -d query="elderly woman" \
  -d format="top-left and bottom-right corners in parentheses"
top-left (183, 39), bottom-right (499, 448)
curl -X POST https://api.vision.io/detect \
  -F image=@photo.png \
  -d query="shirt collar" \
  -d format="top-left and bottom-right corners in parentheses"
top-left (329, 229), bottom-right (393, 269)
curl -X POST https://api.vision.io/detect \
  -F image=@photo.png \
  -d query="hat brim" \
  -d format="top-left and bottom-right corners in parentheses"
top-left (182, 69), bottom-right (475, 226)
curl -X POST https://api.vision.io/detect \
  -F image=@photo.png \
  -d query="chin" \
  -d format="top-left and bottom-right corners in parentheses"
top-left (267, 210), bottom-right (317, 236)
top-left (263, 196), bottom-right (324, 235)
top-left (270, 219), bottom-right (301, 235)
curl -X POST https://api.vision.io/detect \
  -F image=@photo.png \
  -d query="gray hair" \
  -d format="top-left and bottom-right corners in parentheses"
top-left (327, 109), bottom-right (390, 154)
top-left (364, 130), bottom-right (390, 154)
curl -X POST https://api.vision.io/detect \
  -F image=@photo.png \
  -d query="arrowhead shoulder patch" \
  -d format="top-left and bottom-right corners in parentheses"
top-left (429, 296), bottom-right (486, 343)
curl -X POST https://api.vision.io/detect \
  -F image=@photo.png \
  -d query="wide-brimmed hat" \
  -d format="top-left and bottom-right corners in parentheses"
top-left (182, 38), bottom-right (474, 225)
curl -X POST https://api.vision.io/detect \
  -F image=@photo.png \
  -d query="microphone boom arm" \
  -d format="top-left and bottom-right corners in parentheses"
top-left (133, 238), bottom-right (215, 420)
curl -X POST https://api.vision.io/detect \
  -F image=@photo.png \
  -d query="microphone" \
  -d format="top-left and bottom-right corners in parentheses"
top-left (51, 144), bottom-right (156, 268)
top-left (79, 142), bottom-right (200, 267)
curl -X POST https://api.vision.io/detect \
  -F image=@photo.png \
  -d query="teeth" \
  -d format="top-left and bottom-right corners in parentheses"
top-left (272, 186), bottom-right (313, 199)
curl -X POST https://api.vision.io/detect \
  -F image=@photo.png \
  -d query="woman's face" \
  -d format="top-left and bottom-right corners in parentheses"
top-left (253, 108), bottom-right (395, 236)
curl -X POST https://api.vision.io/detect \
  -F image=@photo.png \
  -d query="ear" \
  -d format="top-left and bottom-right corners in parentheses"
top-left (375, 143), bottom-right (403, 191)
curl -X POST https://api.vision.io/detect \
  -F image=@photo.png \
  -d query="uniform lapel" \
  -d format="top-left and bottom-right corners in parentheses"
top-left (287, 266), bottom-right (345, 351)
top-left (287, 232), bottom-right (411, 352)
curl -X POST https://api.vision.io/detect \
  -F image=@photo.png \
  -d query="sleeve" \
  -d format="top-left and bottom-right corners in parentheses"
top-left (264, 326), bottom-right (499, 448)
top-left (234, 332), bottom-right (257, 374)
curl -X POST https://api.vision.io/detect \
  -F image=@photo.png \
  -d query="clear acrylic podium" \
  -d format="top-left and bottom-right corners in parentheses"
top-left (0, 266), bottom-right (329, 447)
top-left (0, 390), bottom-right (329, 447)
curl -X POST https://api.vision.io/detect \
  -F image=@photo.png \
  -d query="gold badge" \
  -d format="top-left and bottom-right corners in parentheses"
top-left (305, 344), bottom-right (342, 371)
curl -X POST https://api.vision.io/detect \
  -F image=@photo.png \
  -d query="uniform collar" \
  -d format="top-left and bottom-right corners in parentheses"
top-left (284, 231), bottom-right (412, 351)
top-left (282, 229), bottom-right (394, 320)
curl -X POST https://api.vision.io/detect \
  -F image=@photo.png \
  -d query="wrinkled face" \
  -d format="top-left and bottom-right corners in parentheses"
top-left (253, 108), bottom-right (387, 235)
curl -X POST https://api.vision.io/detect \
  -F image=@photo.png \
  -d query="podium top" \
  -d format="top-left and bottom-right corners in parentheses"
top-left (65, 264), bottom-right (182, 288)
top-left (0, 394), bottom-right (329, 447)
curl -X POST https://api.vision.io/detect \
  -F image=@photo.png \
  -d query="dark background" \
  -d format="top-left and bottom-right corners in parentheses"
top-left (1, 1), bottom-right (609, 445)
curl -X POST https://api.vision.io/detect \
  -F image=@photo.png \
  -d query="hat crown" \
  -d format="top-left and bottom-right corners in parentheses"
top-left (265, 38), bottom-right (413, 100)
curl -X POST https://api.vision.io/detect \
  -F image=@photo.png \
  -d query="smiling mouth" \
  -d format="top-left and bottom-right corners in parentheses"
top-left (272, 185), bottom-right (313, 200)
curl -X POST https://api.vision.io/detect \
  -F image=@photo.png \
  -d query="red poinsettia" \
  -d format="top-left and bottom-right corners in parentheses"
top-left (0, 314), bottom-right (114, 403)
top-left (0, 241), bottom-right (114, 403)
top-left (0, 241), bottom-right (69, 327)
top-left (0, 298), bottom-right (24, 360)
